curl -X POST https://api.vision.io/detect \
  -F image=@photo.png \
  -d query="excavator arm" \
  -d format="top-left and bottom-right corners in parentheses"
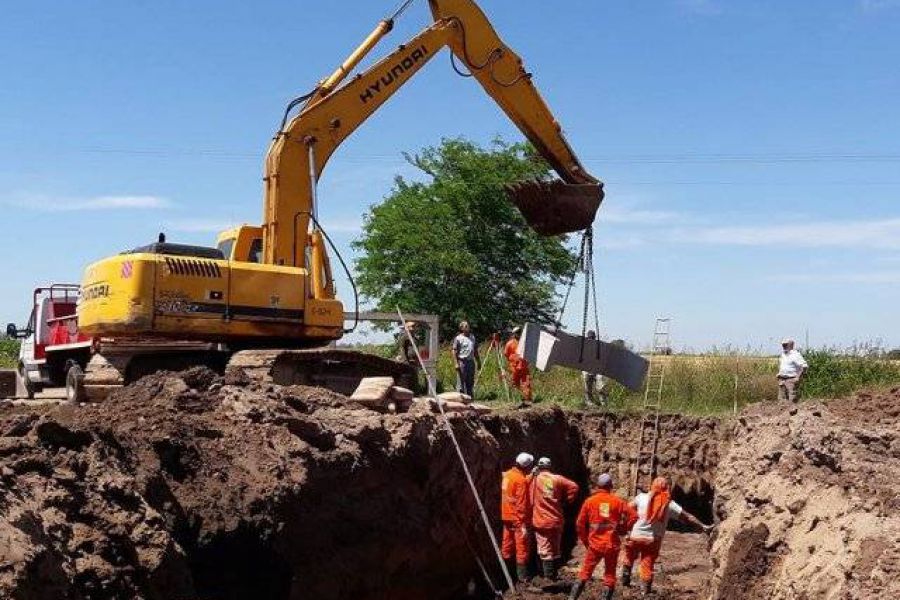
top-left (263, 0), bottom-right (603, 267)
top-left (428, 0), bottom-right (596, 186)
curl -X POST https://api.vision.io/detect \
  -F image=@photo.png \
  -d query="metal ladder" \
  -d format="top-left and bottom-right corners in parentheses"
top-left (631, 317), bottom-right (671, 495)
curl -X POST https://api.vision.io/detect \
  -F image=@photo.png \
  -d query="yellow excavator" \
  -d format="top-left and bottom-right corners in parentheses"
top-left (71, 0), bottom-right (604, 401)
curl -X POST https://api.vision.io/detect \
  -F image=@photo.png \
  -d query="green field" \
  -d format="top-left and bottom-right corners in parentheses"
top-left (359, 340), bottom-right (900, 416)
top-left (0, 339), bottom-right (18, 369)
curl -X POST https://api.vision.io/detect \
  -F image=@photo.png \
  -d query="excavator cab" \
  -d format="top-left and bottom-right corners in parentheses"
top-left (216, 226), bottom-right (264, 263)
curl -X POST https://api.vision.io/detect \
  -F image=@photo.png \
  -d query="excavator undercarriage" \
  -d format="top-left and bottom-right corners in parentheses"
top-left (81, 343), bottom-right (416, 402)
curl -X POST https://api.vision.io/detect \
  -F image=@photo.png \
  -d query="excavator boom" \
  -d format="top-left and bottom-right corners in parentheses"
top-left (428, 0), bottom-right (603, 235)
top-left (264, 0), bottom-right (603, 266)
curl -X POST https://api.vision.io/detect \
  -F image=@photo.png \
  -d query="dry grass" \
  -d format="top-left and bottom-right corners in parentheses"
top-left (428, 344), bottom-right (900, 416)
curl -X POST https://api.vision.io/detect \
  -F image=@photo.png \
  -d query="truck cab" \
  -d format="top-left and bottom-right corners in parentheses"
top-left (6, 284), bottom-right (91, 400)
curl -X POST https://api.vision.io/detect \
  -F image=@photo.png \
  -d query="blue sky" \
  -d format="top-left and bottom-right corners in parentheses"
top-left (1, 0), bottom-right (898, 351)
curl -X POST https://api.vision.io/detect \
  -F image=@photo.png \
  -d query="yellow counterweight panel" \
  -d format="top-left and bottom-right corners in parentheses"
top-left (151, 253), bottom-right (231, 338)
top-left (80, 253), bottom-right (342, 343)
top-left (78, 254), bottom-right (156, 336)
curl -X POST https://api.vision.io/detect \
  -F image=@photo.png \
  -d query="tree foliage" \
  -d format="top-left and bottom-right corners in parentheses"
top-left (353, 138), bottom-right (577, 341)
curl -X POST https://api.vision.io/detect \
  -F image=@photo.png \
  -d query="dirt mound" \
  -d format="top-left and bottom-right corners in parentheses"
top-left (0, 371), bottom-right (725, 600)
top-left (0, 368), bottom-right (500, 599)
top-left (829, 385), bottom-right (900, 426)
top-left (708, 391), bottom-right (900, 599)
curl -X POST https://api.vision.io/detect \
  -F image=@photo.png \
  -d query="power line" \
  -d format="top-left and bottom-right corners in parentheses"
top-left (11, 145), bottom-right (900, 165)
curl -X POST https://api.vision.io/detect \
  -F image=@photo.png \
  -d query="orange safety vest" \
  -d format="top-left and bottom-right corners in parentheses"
top-left (501, 467), bottom-right (532, 524)
top-left (504, 339), bottom-right (528, 373)
top-left (576, 490), bottom-right (633, 551)
top-left (529, 471), bottom-right (579, 530)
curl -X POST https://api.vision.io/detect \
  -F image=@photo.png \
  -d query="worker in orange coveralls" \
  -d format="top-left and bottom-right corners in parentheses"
top-left (501, 452), bottom-right (534, 582)
top-left (621, 476), bottom-right (713, 596)
top-left (528, 457), bottom-right (580, 581)
top-left (503, 326), bottom-right (533, 405)
top-left (569, 473), bottom-right (636, 600)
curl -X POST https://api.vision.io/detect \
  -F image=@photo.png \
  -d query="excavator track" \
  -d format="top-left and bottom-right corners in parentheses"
top-left (81, 340), bottom-right (226, 402)
top-left (81, 344), bottom-right (417, 402)
top-left (227, 348), bottom-right (417, 396)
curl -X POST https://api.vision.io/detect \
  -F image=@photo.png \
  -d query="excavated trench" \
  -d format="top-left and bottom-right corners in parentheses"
top-left (0, 370), bottom-right (896, 599)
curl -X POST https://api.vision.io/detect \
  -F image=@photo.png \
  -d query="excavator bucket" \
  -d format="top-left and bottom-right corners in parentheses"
top-left (506, 179), bottom-right (604, 236)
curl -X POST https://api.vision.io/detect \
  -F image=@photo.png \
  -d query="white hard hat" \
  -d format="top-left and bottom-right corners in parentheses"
top-left (781, 338), bottom-right (794, 346)
top-left (515, 452), bottom-right (534, 468)
top-left (597, 473), bottom-right (613, 488)
top-left (537, 457), bottom-right (551, 468)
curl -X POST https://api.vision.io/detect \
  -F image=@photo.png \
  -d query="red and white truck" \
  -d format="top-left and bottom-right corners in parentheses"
top-left (6, 284), bottom-right (92, 401)
top-left (6, 284), bottom-right (222, 403)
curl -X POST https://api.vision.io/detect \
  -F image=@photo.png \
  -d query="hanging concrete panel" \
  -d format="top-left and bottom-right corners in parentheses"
top-left (518, 323), bottom-right (649, 391)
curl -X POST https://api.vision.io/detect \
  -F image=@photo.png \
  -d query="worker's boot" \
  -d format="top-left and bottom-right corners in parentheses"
top-left (542, 559), bottom-right (557, 580)
top-left (620, 566), bottom-right (632, 587)
top-left (640, 578), bottom-right (653, 596)
top-left (504, 559), bottom-right (517, 584)
top-left (516, 562), bottom-right (530, 583)
top-left (602, 586), bottom-right (615, 600)
top-left (567, 579), bottom-right (586, 600)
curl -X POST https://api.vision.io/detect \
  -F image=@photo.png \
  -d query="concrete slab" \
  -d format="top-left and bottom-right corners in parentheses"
top-left (518, 323), bottom-right (649, 391)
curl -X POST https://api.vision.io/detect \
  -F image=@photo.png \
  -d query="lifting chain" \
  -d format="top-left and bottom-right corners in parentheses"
top-left (555, 227), bottom-right (602, 361)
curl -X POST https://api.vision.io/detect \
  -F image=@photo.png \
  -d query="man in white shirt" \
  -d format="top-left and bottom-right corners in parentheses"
top-left (777, 338), bottom-right (808, 403)
top-left (621, 477), bottom-right (712, 596)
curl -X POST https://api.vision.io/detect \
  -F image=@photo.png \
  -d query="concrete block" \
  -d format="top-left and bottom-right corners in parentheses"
top-left (519, 323), bottom-right (649, 391)
top-left (437, 391), bottom-right (472, 405)
top-left (350, 376), bottom-right (395, 406)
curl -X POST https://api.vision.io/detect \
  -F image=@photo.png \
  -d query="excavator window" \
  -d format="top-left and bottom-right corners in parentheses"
top-left (248, 239), bottom-right (263, 263)
top-left (217, 239), bottom-right (235, 261)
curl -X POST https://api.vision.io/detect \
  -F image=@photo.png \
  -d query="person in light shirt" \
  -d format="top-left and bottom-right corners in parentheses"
top-left (777, 338), bottom-right (808, 403)
top-left (452, 321), bottom-right (481, 398)
top-left (621, 477), bottom-right (712, 596)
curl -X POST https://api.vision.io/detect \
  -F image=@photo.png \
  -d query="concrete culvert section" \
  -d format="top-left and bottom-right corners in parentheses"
top-left (0, 370), bottom-right (896, 599)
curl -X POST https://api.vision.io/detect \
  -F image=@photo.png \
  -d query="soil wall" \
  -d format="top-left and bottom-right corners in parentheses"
top-left (707, 388), bottom-right (900, 599)
top-left (0, 369), bottom-right (724, 600)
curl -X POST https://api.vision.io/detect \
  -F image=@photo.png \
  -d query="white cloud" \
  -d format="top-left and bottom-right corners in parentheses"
top-left (8, 194), bottom-right (170, 212)
top-left (670, 218), bottom-right (900, 250)
top-left (768, 271), bottom-right (900, 284)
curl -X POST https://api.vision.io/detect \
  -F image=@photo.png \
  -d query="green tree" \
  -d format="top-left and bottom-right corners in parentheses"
top-left (353, 138), bottom-right (578, 341)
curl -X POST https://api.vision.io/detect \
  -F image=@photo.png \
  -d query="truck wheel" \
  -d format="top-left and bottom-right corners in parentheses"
top-left (18, 363), bottom-right (36, 400)
top-left (65, 363), bottom-right (86, 405)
